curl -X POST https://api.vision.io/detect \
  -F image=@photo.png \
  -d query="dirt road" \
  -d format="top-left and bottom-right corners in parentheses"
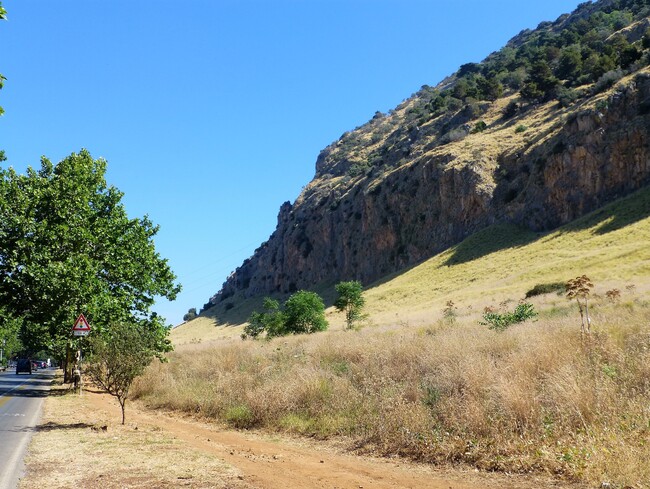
top-left (21, 381), bottom-right (584, 488)
top-left (85, 389), bottom-right (578, 489)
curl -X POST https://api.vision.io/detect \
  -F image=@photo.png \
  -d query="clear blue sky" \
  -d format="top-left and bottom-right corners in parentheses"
top-left (1, 0), bottom-right (583, 326)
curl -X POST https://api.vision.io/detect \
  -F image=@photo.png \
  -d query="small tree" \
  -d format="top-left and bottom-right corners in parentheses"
top-left (85, 319), bottom-right (172, 424)
top-left (244, 291), bottom-right (328, 339)
top-left (334, 281), bottom-right (365, 329)
top-left (283, 290), bottom-right (328, 334)
top-left (566, 275), bottom-right (594, 334)
top-left (244, 298), bottom-right (285, 339)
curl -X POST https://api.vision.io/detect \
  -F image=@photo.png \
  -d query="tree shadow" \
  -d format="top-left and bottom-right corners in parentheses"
top-left (36, 421), bottom-right (95, 432)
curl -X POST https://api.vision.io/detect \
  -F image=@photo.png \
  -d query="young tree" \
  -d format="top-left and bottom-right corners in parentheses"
top-left (566, 275), bottom-right (594, 334)
top-left (245, 291), bottom-right (328, 339)
top-left (283, 290), bottom-right (328, 334)
top-left (0, 151), bottom-right (180, 375)
top-left (85, 318), bottom-right (172, 424)
top-left (244, 298), bottom-right (285, 339)
top-left (334, 281), bottom-right (365, 329)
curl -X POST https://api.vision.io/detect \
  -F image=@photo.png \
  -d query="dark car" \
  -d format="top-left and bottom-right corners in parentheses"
top-left (16, 358), bottom-right (32, 375)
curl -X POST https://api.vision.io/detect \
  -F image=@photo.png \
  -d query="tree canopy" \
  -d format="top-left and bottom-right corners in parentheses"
top-left (0, 150), bottom-right (181, 361)
top-left (334, 280), bottom-right (365, 329)
top-left (244, 290), bottom-right (328, 339)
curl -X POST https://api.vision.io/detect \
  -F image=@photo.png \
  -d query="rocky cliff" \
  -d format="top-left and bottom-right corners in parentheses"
top-left (204, 2), bottom-right (650, 310)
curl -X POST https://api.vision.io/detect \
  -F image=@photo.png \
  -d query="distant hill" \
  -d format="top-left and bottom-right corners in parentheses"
top-left (201, 0), bottom-right (650, 314)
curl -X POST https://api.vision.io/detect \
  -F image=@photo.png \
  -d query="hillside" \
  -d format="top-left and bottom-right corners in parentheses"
top-left (158, 184), bottom-right (650, 486)
top-left (201, 0), bottom-right (650, 313)
top-left (171, 183), bottom-right (650, 345)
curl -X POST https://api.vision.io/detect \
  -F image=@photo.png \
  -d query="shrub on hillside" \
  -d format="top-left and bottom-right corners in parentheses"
top-left (244, 291), bottom-right (328, 339)
top-left (480, 301), bottom-right (537, 331)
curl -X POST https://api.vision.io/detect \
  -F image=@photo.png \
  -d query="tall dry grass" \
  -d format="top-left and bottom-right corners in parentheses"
top-left (135, 298), bottom-right (650, 487)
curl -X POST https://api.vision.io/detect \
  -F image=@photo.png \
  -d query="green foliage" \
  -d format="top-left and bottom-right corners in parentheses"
top-left (515, 124), bottom-right (527, 133)
top-left (85, 319), bottom-right (173, 424)
top-left (480, 302), bottom-right (537, 331)
top-left (525, 282), bottom-right (566, 298)
top-left (470, 120), bottom-right (487, 133)
top-left (521, 61), bottom-right (559, 103)
top-left (334, 280), bottom-right (365, 329)
top-left (183, 308), bottom-right (198, 322)
top-left (245, 292), bottom-right (328, 339)
top-left (283, 290), bottom-right (328, 334)
top-left (0, 150), bottom-right (180, 362)
top-left (0, 306), bottom-right (22, 364)
top-left (244, 297), bottom-right (284, 339)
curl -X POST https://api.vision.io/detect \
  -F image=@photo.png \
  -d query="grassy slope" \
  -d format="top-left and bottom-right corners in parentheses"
top-left (172, 184), bottom-right (650, 345)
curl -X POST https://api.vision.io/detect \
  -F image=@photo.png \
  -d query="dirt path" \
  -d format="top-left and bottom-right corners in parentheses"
top-left (83, 388), bottom-right (580, 489)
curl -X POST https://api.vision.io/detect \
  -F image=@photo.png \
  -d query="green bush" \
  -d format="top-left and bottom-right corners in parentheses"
top-left (515, 124), bottom-right (527, 133)
top-left (471, 120), bottom-right (488, 133)
top-left (481, 302), bottom-right (537, 331)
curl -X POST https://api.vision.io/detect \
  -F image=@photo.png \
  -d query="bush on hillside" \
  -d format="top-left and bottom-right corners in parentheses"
top-left (243, 291), bottom-right (328, 339)
top-left (480, 301), bottom-right (537, 331)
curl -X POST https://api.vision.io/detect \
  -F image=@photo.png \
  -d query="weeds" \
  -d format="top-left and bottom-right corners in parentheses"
top-left (134, 300), bottom-right (650, 486)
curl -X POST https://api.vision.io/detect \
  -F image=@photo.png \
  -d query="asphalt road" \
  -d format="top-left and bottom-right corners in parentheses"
top-left (0, 368), bottom-right (55, 489)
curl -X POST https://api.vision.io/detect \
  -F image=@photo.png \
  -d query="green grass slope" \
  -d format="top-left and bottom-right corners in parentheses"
top-left (172, 184), bottom-right (650, 344)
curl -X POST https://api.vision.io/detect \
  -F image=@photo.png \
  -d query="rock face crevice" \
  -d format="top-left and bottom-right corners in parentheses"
top-left (207, 71), bottom-right (650, 310)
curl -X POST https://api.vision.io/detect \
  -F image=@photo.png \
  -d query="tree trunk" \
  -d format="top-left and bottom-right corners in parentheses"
top-left (120, 398), bottom-right (126, 425)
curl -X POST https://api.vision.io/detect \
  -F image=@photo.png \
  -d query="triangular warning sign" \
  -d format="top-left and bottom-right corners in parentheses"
top-left (72, 313), bottom-right (91, 331)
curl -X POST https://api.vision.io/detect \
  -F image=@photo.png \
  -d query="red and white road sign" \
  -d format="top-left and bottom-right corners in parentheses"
top-left (72, 314), bottom-right (91, 336)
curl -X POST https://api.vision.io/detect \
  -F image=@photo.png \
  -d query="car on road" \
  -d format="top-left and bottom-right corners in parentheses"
top-left (16, 358), bottom-right (32, 375)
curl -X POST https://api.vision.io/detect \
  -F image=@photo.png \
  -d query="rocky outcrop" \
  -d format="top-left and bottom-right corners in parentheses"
top-left (206, 70), bottom-right (650, 309)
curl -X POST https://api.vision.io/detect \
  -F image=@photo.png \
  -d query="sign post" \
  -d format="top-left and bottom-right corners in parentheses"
top-left (72, 314), bottom-right (91, 395)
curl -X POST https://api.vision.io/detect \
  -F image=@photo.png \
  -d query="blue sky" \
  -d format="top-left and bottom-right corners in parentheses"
top-left (0, 0), bottom-right (584, 326)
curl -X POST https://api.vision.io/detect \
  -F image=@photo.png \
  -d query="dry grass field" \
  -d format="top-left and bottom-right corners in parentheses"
top-left (149, 186), bottom-right (650, 487)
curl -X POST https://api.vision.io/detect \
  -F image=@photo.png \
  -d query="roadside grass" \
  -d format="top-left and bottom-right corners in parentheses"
top-left (20, 376), bottom-right (247, 489)
top-left (136, 297), bottom-right (650, 487)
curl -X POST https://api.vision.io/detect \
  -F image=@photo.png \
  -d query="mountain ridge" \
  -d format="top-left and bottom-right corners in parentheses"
top-left (202, 0), bottom-right (650, 313)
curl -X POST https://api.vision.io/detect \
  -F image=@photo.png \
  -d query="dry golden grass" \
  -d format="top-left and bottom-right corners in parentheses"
top-left (137, 300), bottom-right (650, 487)
top-left (160, 183), bottom-right (650, 487)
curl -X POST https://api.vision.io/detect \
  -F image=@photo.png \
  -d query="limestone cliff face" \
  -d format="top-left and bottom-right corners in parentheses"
top-left (207, 70), bottom-right (650, 308)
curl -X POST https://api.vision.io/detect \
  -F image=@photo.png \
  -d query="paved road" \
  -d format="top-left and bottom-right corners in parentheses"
top-left (0, 368), bottom-right (55, 489)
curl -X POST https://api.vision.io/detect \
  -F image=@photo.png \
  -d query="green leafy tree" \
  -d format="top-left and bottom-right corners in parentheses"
top-left (0, 150), bottom-right (180, 374)
top-left (85, 319), bottom-right (172, 424)
top-left (244, 298), bottom-right (285, 339)
top-left (556, 47), bottom-right (582, 83)
top-left (0, 307), bottom-right (22, 365)
top-left (521, 61), bottom-right (559, 103)
top-left (283, 290), bottom-right (328, 334)
top-left (334, 281), bottom-right (365, 329)
top-left (245, 292), bottom-right (327, 339)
